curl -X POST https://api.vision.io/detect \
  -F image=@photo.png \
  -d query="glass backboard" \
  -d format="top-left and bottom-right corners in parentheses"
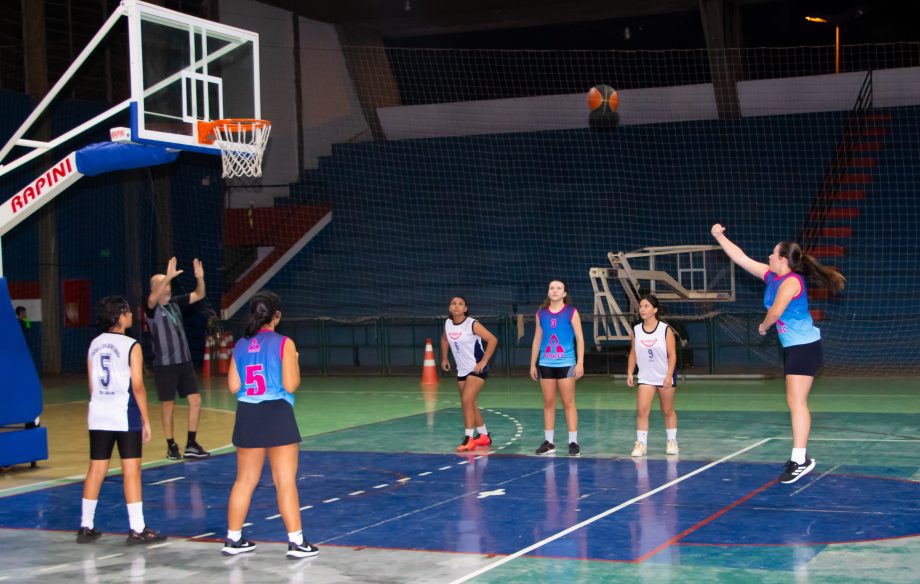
top-left (128, 1), bottom-right (260, 154)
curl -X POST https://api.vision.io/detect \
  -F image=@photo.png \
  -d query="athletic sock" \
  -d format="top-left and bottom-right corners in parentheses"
top-left (637, 430), bottom-right (648, 445)
top-left (81, 498), bottom-right (98, 529)
top-left (544, 430), bottom-right (554, 444)
top-left (187, 431), bottom-right (197, 445)
top-left (791, 448), bottom-right (807, 465)
top-left (568, 431), bottom-right (578, 444)
top-left (288, 530), bottom-right (304, 546)
top-left (465, 428), bottom-right (474, 437)
top-left (666, 428), bottom-right (677, 441)
top-left (127, 502), bottom-right (145, 533)
top-left (227, 529), bottom-right (242, 542)
top-left (476, 425), bottom-right (487, 435)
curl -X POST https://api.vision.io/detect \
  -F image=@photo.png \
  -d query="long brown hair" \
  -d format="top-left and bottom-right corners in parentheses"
top-left (777, 241), bottom-right (846, 294)
top-left (539, 279), bottom-right (569, 310)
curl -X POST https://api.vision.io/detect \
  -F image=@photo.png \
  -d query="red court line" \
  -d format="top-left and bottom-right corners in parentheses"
top-left (633, 477), bottom-right (778, 563)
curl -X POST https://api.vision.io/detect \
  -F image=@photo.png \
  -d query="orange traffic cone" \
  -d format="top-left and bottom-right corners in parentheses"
top-left (421, 338), bottom-right (439, 386)
top-left (201, 337), bottom-right (211, 379)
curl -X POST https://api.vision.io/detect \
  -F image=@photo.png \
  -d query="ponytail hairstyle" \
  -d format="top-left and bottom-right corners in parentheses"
top-left (244, 290), bottom-right (281, 338)
top-left (776, 241), bottom-right (846, 295)
top-left (539, 279), bottom-right (569, 310)
top-left (96, 295), bottom-right (130, 331)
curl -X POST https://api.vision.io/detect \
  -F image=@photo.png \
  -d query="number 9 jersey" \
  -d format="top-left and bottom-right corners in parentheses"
top-left (233, 330), bottom-right (292, 406)
top-left (87, 332), bottom-right (141, 431)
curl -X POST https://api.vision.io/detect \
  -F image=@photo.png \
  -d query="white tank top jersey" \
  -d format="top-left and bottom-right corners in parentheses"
top-left (633, 321), bottom-right (674, 386)
top-left (445, 317), bottom-right (486, 377)
top-left (87, 332), bottom-right (141, 431)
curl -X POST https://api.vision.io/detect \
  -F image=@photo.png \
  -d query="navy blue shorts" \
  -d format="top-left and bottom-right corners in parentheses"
top-left (784, 340), bottom-right (823, 377)
top-left (232, 399), bottom-right (302, 448)
top-left (539, 365), bottom-right (575, 379)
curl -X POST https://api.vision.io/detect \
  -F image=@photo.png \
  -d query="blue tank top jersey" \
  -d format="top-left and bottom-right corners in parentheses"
top-left (233, 330), bottom-right (294, 406)
top-left (764, 271), bottom-right (821, 348)
top-left (537, 305), bottom-right (577, 367)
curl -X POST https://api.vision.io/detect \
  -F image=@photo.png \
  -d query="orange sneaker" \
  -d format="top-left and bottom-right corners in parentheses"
top-left (473, 433), bottom-right (492, 447)
top-left (456, 436), bottom-right (473, 452)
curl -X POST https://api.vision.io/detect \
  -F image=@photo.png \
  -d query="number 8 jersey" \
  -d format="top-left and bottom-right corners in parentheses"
top-left (233, 330), bottom-right (292, 405)
top-left (87, 332), bottom-right (141, 431)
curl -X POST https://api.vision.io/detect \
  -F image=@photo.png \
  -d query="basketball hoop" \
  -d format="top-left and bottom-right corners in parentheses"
top-left (198, 119), bottom-right (271, 178)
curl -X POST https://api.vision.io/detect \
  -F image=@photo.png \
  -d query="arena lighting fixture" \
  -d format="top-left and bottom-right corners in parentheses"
top-left (805, 15), bottom-right (840, 73)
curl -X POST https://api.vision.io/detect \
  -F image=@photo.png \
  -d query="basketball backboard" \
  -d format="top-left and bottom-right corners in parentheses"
top-left (127, 1), bottom-right (261, 153)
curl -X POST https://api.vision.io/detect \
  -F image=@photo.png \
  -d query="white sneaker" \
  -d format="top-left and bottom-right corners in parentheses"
top-left (666, 439), bottom-right (679, 455)
top-left (630, 441), bottom-right (647, 457)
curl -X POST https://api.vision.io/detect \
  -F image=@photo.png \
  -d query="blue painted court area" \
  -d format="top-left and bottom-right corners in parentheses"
top-left (1, 450), bottom-right (919, 570)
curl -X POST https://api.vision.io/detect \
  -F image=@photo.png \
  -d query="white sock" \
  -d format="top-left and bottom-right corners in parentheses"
top-left (666, 428), bottom-right (677, 442)
top-left (476, 425), bottom-right (487, 435)
top-left (227, 529), bottom-right (242, 542)
top-left (791, 448), bottom-right (807, 465)
top-left (126, 501), bottom-right (145, 533)
top-left (465, 428), bottom-right (474, 437)
top-left (637, 430), bottom-right (648, 445)
top-left (81, 498), bottom-right (98, 529)
top-left (544, 430), bottom-right (554, 444)
top-left (568, 431), bottom-right (578, 444)
top-left (288, 530), bottom-right (304, 545)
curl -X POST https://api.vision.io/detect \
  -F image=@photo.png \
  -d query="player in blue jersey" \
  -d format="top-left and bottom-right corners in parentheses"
top-left (530, 280), bottom-right (585, 456)
top-left (78, 296), bottom-right (165, 545)
top-left (440, 296), bottom-right (498, 452)
top-left (222, 291), bottom-right (319, 559)
top-left (711, 224), bottom-right (845, 484)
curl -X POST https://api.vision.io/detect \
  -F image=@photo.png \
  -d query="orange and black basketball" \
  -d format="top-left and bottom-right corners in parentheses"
top-left (587, 84), bottom-right (619, 114)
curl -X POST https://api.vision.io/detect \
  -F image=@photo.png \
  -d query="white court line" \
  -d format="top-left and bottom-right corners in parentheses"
top-left (438, 466), bottom-right (452, 471)
top-left (190, 533), bottom-right (214, 539)
top-left (792, 464), bottom-right (840, 496)
top-left (148, 542), bottom-right (171, 549)
top-left (300, 505), bottom-right (313, 511)
top-left (417, 472), bottom-right (432, 476)
top-left (806, 438), bottom-right (920, 442)
top-left (448, 437), bottom-right (773, 584)
top-left (242, 522), bottom-right (253, 527)
top-left (39, 563), bottom-right (70, 573)
top-left (349, 490), bottom-right (365, 496)
top-left (150, 476), bottom-right (185, 485)
top-left (397, 477), bottom-right (411, 482)
top-left (372, 484), bottom-right (388, 489)
top-left (266, 513), bottom-right (282, 520)
top-left (97, 553), bottom-right (123, 560)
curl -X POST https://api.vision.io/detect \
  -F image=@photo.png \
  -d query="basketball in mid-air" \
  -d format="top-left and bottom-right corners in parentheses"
top-left (587, 84), bottom-right (619, 114)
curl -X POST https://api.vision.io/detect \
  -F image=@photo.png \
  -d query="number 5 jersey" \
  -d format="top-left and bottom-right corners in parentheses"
top-left (87, 332), bottom-right (141, 431)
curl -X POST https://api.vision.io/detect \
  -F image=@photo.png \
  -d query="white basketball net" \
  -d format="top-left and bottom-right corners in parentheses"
top-left (211, 120), bottom-right (271, 178)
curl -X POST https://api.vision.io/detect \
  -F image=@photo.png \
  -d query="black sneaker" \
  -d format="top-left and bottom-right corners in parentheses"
top-left (222, 537), bottom-right (256, 556)
top-left (535, 441), bottom-right (556, 455)
top-left (76, 526), bottom-right (101, 544)
top-left (778, 457), bottom-right (816, 484)
top-left (568, 442), bottom-right (581, 456)
top-left (126, 526), bottom-right (167, 545)
top-left (166, 442), bottom-right (181, 460)
top-left (184, 441), bottom-right (211, 459)
top-left (286, 540), bottom-right (319, 559)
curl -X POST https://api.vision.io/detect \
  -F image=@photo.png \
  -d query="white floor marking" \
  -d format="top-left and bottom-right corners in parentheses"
top-left (448, 437), bottom-right (773, 584)
top-left (149, 476), bottom-right (185, 485)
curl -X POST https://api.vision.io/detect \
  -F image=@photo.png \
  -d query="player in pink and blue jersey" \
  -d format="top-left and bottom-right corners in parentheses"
top-left (222, 291), bottom-right (319, 559)
top-left (530, 279), bottom-right (585, 457)
top-left (711, 224), bottom-right (845, 484)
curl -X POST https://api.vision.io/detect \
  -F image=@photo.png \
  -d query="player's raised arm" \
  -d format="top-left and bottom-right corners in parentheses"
top-left (710, 224), bottom-right (770, 279)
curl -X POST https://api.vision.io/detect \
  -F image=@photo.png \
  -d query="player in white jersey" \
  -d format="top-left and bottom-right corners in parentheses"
top-left (627, 295), bottom-right (679, 457)
top-left (78, 296), bottom-right (164, 545)
top-left (440, 297), bottom-right (498, 452)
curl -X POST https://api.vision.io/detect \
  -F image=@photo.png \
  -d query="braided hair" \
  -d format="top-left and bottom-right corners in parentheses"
top-left (244, 291), bottom-right (282, 338)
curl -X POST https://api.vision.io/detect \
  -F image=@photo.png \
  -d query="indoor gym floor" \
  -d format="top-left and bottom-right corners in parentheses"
top-left (1, 375), bottom-right (918, 583)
